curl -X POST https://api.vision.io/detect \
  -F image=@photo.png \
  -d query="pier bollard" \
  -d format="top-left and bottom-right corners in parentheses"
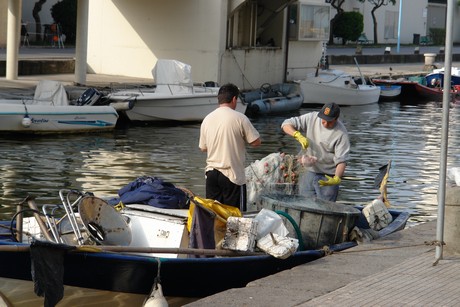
top-left (423, 53), bottom-right (437, 71)
top-left (444, 185), bottom-right (460, 256)
top-left (424, 53), bottom-right (436, 66)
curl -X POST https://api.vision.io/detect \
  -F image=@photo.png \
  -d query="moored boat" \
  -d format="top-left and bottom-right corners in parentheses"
top-left (107, 60), bottom-right (246, 123)
top-left (242, 83), bottom-right (303, 117)
top-left (413, 82), bottom-right (459, 102)
top-left (0, 80), bottom-right (118, 134)
top-left (378, 84), bottom-right (402, 100)
top-left (0, 189), bottom-right (356, 299)
top-left (371, 77), bottom-right (419, 99)
top-left (297, 69), bottom-right (380, 106)
top-left (0, 178), bottom-right (408, 300)
top-left (425, 67), bottom-right (460, 87)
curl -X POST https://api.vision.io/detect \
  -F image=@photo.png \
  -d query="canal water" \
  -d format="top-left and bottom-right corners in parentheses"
top-left (0, 100), bottom-right (459, 227)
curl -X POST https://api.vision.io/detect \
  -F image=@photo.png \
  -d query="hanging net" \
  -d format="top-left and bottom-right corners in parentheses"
top-left (245, 152), bottom-right (306, 210)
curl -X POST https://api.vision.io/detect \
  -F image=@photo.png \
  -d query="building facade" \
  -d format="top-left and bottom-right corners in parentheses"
top-left (1, 0), bottom-right (459, 89)
top-left (85, 0), bottom-right (330, 89)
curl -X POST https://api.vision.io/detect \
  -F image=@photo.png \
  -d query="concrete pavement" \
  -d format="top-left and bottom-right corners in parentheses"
top-left (186, 220), bottom-right (460, 307)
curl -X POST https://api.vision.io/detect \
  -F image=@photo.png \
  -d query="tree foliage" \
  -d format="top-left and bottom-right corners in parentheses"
top-left (51, 0), bottom-right (77, 45)
top-left (328, 0), bottom-right (347, 45)
top-left (334, 11), bottom-right (364, 45)
top-left (33, 0), bottom-right (47, 41)
top-left (358, 0), bottom-right (396, 44)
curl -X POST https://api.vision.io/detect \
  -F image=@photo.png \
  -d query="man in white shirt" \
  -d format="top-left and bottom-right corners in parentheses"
top-left (199, 83), bottom-right (261, 211)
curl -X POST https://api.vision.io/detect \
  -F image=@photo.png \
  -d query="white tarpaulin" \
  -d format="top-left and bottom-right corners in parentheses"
top-left (152, 59), bottom-right (193, 94)
top-left (33, 80), bottom-right (69, 106)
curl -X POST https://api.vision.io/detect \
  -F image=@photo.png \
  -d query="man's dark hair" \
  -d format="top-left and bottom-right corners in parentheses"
top-left (218, 83), bottom-right (239, 104)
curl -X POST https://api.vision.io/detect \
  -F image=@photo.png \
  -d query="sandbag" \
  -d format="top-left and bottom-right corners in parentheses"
top-left (257, 233), bottom-right (299, 259)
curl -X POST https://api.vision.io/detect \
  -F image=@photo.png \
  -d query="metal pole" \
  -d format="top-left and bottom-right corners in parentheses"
top-left (435, 0), bottom-right (455, 262)
top-left (397, 0), bottom-right (402, 53)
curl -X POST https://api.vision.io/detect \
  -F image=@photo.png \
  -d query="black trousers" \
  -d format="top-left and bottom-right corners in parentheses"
top-left (205, 169), bottom-right (247, 212)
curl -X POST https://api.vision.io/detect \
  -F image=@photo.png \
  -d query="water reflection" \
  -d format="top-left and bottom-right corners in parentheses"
top-left (0, 101), bottom-right (458, 226)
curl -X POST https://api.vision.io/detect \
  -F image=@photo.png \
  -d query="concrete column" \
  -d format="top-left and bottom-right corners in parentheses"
top-left (6, 0), bottom-right (22, 80)
top-left (444, 185), bottom-right (460, 256)
top-left (75, 0), bottom-right (89, 86)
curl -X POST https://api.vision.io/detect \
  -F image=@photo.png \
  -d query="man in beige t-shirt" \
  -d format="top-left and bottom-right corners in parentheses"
top-left (199, 83), bottom-right (261, 211)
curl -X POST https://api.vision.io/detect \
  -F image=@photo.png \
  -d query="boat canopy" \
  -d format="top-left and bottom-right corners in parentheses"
top-left (152, 59), bottom-right (194, 94)
top-left (33, 80), bottom-right (69, 106)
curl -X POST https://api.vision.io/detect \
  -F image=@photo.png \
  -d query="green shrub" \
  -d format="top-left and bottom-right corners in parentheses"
top-left (429, 28), bottom-right (445, 45)
top-left (333, 12), bottom-right (364, 45)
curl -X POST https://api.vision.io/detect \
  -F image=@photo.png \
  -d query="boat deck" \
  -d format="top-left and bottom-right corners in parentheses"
top-left (187, 219), bottom-right (460, 307)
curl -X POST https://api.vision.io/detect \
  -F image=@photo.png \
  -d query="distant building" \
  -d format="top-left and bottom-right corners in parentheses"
top-left (85, 0), bottom-right (331, 89)
top-left (0, 0), bottom-right (59, 47)
top-left (334, 0), bottom-right (459, 45)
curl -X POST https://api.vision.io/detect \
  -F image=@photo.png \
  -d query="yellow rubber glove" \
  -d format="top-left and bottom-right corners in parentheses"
top-left (293, 131), bottom-right (309, 149)
top-left (318, 175), bottom-right (341, 187)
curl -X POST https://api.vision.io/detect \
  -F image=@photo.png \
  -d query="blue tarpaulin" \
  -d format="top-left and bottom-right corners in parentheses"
top-left (108, 176), bottom-right (189, 209)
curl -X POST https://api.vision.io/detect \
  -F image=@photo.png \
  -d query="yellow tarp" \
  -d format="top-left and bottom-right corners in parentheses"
top-left (187, 196), bottom-right (242, 232)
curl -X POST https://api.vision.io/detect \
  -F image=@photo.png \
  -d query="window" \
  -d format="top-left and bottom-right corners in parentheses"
top-left (384, 11), bottom-right (398, 39)
top-left (289, 3), bottom-right (330, 41)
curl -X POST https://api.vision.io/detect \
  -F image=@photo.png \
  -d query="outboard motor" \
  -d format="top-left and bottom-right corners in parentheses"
top-left (204, 81), bottom-right (219, 88)
top-left (76, 88), bottom-right (102, 106)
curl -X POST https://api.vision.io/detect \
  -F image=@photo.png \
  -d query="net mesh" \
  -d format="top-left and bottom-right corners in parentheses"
top-left (245, 152), bottom-right (305, 209)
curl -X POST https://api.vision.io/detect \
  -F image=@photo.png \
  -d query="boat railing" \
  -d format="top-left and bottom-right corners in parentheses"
top-left (58, 189), bottom-right (87, 245)
top-left (108, 82), bottom-right (218, 97)
top-left (36, 189), bottom-right (90, 245)
top-left (319, 74), bottom-right (350, 84)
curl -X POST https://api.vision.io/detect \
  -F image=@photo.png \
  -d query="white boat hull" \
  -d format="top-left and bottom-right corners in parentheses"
top-left (110, 90), bottom-right (247, 122)
top-left (0, 101), bottom-right (118, 133)
top-left (298, 69), bottom-right (380, 106)
top-left (108, 59), bottom-right (248, 122)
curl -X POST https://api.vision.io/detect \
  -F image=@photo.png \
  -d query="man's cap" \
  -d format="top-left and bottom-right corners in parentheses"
top-left (318, 102), bottom-right (340, 121)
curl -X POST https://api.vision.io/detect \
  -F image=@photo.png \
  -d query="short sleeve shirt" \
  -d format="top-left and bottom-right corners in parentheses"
top-left (200, 107), bottom-right (260, 185)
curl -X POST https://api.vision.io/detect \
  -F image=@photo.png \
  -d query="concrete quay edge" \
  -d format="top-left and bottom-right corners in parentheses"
top-left (0, 60), bottom-right (453, 98)
top-left (1, 45), bottom-right (460, 90)
top-left (186, 220), bottom-right (446, 307)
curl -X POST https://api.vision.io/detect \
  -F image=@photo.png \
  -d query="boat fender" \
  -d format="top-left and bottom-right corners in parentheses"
top-left (143, 282), bottom-right (168, 307)
top-left (22, 115), bottom-right (32, 128)
top-left (110, 101), bottom-right (135, 111)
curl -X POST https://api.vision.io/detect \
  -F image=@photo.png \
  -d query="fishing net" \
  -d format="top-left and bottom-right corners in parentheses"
top-left (245, 152), bottom-right (307, 210)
